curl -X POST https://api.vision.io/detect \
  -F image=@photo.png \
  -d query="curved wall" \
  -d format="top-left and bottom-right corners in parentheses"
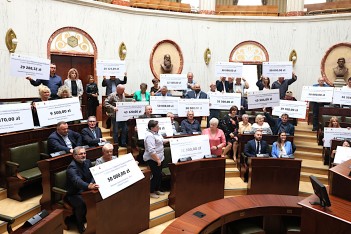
top-left (1, 0), bottom-right (351, 100)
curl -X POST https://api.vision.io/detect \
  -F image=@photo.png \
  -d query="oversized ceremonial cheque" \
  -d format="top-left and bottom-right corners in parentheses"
top-left (247, 89), bottom-right (280, 109)
top-left (10, 53), bottom-right (50, 80)
top-left (177, 99), bottom-right (209, 117)
top-left (136, 117), bottom-right (173, 139)
top-left (159, 74), bottom-right (187, 90)
top-left (272, 100), bottom-right (307, 119)
top-left (300, 86), bottom-right (334, 103)
top-left (35, 97), bottom-right (82, 127)
top-left (332, 88), bottom-right (351, 105)
top-left (149, 96), bottom-right (179, 114)
top-left (209, 93), bottom-right (241, 110)
top-left (169, 135), bottom-right (211, 163)
top-left (324, 127), bottom-right (351, 147)
top-left (262, 62), bottom-right (292, 78)
top-left (0, 103), bottom-right (34, 134)
top-left (215, 62), bottom-right (243, 77)
top-left (115, 101), bottom-right (149, 121)
top-left (334, 146), bottom-right (351, 165)
top-left (96, 59), bottom-right (126, 77)
top-left (90, 153), bottom-right (144, 199)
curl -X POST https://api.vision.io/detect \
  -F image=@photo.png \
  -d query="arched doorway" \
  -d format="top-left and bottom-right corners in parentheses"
top-left (47, 27), bottom-right (97, 119)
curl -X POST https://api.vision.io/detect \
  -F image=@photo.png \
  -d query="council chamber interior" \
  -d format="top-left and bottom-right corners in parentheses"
top-left (1, 0), bottom-right (351, 233)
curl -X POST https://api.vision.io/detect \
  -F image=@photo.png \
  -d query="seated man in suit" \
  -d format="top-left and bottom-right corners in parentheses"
top-left (48, 121), bottom-right (82, 154)
top-left (244, 130), bottom-right (270, 157)
top-left (155, 86), bottom-right (172, 97)
top-left (185, 83), bottom-right (208, 99)
top-left (81, 116), bottom-right (106, 147)
top-left (167, 112), bottom-right (179, 134)
top-left (180, 110), bottom-right (201, 134)
top-left (263, 108), bottom-right (295, 135)
top-left (66, 146), bottom-right (99, 233)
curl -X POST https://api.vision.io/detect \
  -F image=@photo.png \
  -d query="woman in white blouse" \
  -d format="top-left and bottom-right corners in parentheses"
top-left (251, 114), bottom-right (273, 135)
top-left (64, 68), bottom-right (84, 99)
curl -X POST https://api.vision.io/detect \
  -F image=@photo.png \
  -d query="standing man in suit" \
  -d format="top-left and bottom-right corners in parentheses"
top-left (185, 84), bottom-right (208, 99)
top-left (66, 146), bottom-right (99, 233)
top-left (244, 130), bottom-right (270, 157)
top-left (47, 121), bottom-right (82, 154)
top-left (102, 72), bottom-right (127, 96)
top-left (81, 116), bottom-right (106, 147)
top-left (216, 77), bottom-right (229, 93)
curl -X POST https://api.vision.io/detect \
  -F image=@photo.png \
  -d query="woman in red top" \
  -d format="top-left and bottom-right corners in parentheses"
top-left (202, 117), bottom-right (226, 157)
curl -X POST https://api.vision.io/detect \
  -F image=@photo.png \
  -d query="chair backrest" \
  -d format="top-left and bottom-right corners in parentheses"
top-left (162, 147), bottom-right (172, 169)
top-left (10, 142), bottom-right (40, 172)
top-left (41, 140), bottom-right (48, 154)
top-left (54, 170), bottom-right (67, 202)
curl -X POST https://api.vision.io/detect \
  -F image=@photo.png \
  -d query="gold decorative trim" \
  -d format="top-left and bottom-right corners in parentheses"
top-left (5, 28), bottom-right (17, 53)
top-left (204, 48), bottom-right (211, 65)
top-left (119, 42), bottom-right (127, 60)
top-left (289, 50), bottom-right (297, 66)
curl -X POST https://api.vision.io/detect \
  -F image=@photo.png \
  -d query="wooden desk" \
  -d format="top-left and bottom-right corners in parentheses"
top-left (319, 106), bottom-right (351, 123)
top-left (329, 159), bottom-right (351, 201)
top-left (168, 158), bottom-right (225, 217)
top-left (12, 209), bottom-right (64, 234)
top-left (0, 123), bottom-right (87, 187)
top-left (299, 193), bottom-right (351, 234)
top-left (248, 158), bottom-right (301, 196)
top-left (38, 144), bottom-right (118, 210)
top-left (82, 170), bottom-right (150, 234)
top-left (163, 194), bottom-right (303, 234)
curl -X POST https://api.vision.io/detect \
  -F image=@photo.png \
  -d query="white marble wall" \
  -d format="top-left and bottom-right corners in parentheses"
top-left (1, 0), bottom-right (351, 101)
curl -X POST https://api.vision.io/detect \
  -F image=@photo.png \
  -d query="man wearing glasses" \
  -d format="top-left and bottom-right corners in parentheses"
top-left (81, 116), bottom-right (106, 146)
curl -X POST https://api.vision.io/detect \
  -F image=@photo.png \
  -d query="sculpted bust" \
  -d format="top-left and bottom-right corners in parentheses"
top-left (333, 57), bottom-right (349, 87)
top-left (161, 54), bottom-right (173, 73)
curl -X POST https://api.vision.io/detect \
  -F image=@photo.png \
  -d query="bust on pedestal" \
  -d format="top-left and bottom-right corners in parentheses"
top-left (333, 57), bottom-right (349, 87)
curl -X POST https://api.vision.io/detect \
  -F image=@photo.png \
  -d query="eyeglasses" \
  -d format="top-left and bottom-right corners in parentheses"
top-left (88, 121), bottom-right (96, 122)
top-left (286, 91), bottom-right (292, 94)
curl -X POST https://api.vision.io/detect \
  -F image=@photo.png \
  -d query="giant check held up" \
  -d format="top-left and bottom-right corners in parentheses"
top-left (272, 100), bottom-right (307, 119)
top-left (160, 74), bottom-right (187, 90)
top-left (136, 117), bottom-right (173, 140)
top-left (247, 89), bottom-right (280, 109)
top-left (96, 59), bottom-right (126, 77)
top-left (115, 102), bottom-right (149, 121)
top-left (215, 62), bottom-right (243, 77)
top-left (209, 92), bottom-right (242, 110)
top-left (334, 146), bottom-right (351, 165)
top-left (0, 103), bottom-right (34, 134)
top-left (169, 135), bottom-right (211, 163)
top-left (262, 62), bottom-right (292, 78)
top-left (324, 127), bottom-right (351, 147)
top-left (10, 53), bottom-right (50, 80)
top-left (35, 97), bottom-right (82, 127)
top-left (332, 88), bottom-right (351, 105)
top-left (150, 96), bottom-right (179, 114)
top-left (90, 153), bottom-right (144, 200)
top-left (300, 86), bottom-right (334, 103)
top-left (178, 99), bottom-right (209, 117)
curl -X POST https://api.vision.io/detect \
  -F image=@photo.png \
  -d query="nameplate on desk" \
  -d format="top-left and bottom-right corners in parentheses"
top-left (257, 154), bottom-right (270, 158)
top-left (247, 89), bottom-right (280, 109)
top-left (50, 151), bottom-right (66, 157)
top-left (170, 135), bottom-right (211, 163)
top-left (90, 153), bottom-right (144, 200)
top-left (115, 101), bottom-right (149, 121)
top-left (35, 97), bottom-right (82, 127)
top-left (24, 209), bottom-right (49, 227)
top-left (0, 103), bottom-right (34, 134)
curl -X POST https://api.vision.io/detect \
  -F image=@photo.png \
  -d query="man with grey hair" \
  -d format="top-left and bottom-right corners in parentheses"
top-left (155, 86), bottom-right (172, 96)
top-left (81, 116), bottom-right (106, 147)
top-left (180, 110), bottom-right (201, 134)
top-left (66, 146), bottom-right (98, 233)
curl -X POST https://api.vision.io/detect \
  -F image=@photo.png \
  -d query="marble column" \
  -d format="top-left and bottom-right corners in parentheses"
top-left (286, 0), bottom-right (304, 16)
top-left (200, 0), bottom-right (216, 14)
top-left (266, 0), bottom-right (287, 14)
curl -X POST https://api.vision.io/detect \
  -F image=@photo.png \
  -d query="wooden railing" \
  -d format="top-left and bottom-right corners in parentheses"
top-left (215, 5), bottom-right (279, 16)
top-left (305, 1), bottom-right (351, 15)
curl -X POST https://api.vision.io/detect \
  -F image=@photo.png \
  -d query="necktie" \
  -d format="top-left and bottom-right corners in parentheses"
top-left (92, 129), bottom-right (97, 139)
top-left (256, 141), bottom-right (260, 154)
top-left (222, 82), bottom-right (226, 93)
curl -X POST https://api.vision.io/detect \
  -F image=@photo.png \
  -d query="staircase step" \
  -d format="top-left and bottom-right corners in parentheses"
top-left (224, 177), bottom-right (247, 196)
top-left (294, 134), bottom-right (318, 143)
top-left (0, 188), bottom-right (6, 201)
top-left (295, 144), bottom-right (323, 154)
top-left (301, 159), bottom-right (329, 175)
top-left (298, 181), bottom-right (314, 196)
top-left (118, 147), bottom-right (128, 155)
top-left (149, 206), bottom-right (175, 228)
top-left (300, 172), bottom-right (328, 185)
top-left (295, 151), bottom-right (322, 161)
top-left (225, 159), bottom-right (236, 169)
top-left (150, 192), bottom-right (170, 211)
top-left (226, 168), bottom-right (240, 177)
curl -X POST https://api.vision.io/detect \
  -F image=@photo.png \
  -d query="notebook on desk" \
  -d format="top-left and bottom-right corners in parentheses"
top-left (256, 154), bottom-right (270, 158)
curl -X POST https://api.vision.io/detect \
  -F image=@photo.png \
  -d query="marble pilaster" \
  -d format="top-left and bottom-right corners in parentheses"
top-left (200, 0), bottom-right (216, 14)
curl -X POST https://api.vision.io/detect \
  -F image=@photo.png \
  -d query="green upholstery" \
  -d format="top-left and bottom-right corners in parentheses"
top-left (53, 170), bottom-right (67, 202)
top-left (42, 141), bottom-right (48, 155)
top-left (321, 115), bottom-right (341, 128)
top-left (9, 142), bottom-right (40, 172)
top-left (219, 110), bottom-right (228, 119)
top-left (19, 168), bottom-right (41, 180)
top-left (345, 116), bottom-right (351, 123)
top-left (162, 147), bottom-right (172, 177)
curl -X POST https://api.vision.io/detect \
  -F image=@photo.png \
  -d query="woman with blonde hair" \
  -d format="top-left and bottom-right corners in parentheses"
top-left (64, 68), bottom-right (83, 99)
top-left (32, 85), bottom-right (52, 126)
top-left (57, 85), bottom-right (72, 99)
top-left (251, 114), bottom-right (273, 135)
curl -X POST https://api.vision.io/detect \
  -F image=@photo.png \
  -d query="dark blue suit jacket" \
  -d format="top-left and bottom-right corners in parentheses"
top-left (102, 76), bottom-right (127, 95)
top-left (216, 80), bottom-right (229, 93)
top-left (244, 139), bottom-right (270, 157)
top-left (185, 91), bottom-right (208, 99)
top-left (47, 130), bottom-right (82, 154)
top-left (66, 159), bottom-right (94, 195)
top-left (81, 127), bottom-right (103, 146)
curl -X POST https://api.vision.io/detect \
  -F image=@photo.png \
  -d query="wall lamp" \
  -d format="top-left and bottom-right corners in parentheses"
top-left (289, 49), bottom-right (297, 66)
top-left (119, 42), bottom-right (127, 60)
top-left (204, 48), bottom-right (211, 65)
top-left (5, 28), bottom-right (18, 53)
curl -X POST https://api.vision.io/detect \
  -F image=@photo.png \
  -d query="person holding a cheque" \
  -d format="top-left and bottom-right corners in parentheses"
top-left (143, 120), bottom-right (169, 199)
top-left (202, 118), bottom-right (226, 157)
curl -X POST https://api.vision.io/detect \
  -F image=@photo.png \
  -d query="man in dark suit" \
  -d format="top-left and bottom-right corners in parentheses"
top-left (263, 108), bottom-right (295, 136)
top-left (167, 112), bottom-right (180, 134)
top-left (66, 146), bottom-right (99, 233)
top-left (185, 84), bottom-right (208, 99)
top-left (244, 130), bottom-right (270, 157)
top-left (47, 121), bottom-right (82, 154)
top-left (81, 116), bottom-right (106, 147)
top-left (102, 73), bottom-right (127, 95)
top-left (216, 77), bottom-right (229, 93)
top-left (155, 86), bottom-right (172, 96)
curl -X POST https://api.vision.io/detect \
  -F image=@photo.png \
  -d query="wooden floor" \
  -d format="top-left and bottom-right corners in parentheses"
top-left (0, 121), bottom-right (327, 234)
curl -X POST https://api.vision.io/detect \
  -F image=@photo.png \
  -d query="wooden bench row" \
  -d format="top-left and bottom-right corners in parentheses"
top-left (215, 5), bottom-right (279, 16)
top-left (305, 0), bottom-right (351, 15)
top-left (127, 0), bottom-right (191, 13)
